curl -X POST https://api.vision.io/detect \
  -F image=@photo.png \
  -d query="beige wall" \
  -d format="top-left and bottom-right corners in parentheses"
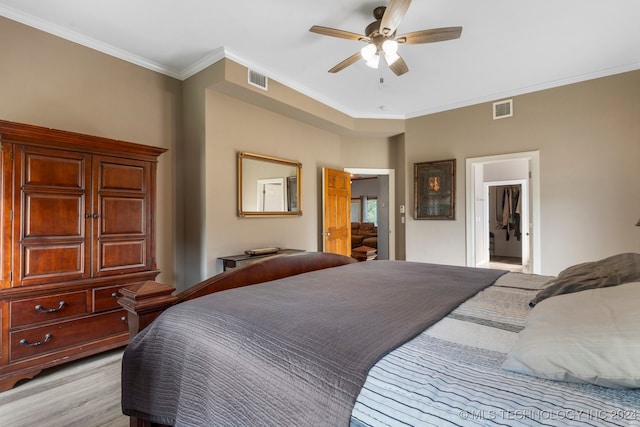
top-left (340, 136), bottom-right (394, 167)
top-left (4, 16), bottom-right (638, 286)
top-left (0, 17), bottom-right (182, 285)
top-left (203, 90), bottom-right (344, 279)
top-left (181, 60), bottom-right (398, 288)
top-left (405, 70), bottom-right (640, 275)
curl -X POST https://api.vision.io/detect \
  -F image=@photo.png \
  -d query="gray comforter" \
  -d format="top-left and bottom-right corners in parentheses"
top-left (121, 261), bottom-right (506, 426)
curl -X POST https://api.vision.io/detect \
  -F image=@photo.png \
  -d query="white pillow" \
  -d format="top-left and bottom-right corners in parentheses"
top-left (503, 281), bottom-right (640, 389)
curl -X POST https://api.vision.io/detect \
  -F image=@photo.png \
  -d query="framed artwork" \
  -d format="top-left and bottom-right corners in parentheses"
top-left (414, 159), bottom-right (456, 220)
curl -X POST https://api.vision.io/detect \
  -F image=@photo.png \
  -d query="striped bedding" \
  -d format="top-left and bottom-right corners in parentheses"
top-left (351, 272), bottom-right (640, 426)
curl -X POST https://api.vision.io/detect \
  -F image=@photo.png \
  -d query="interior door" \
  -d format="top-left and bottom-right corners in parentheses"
top-left (322, 168), bottom-right (351, 256)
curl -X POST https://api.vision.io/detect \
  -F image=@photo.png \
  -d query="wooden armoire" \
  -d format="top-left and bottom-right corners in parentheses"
top-left (0, 119), bottom-right (166, 391)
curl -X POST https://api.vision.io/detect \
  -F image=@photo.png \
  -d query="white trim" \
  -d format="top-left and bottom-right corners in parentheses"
top-left (406, 63), bottom-right (639, 119)
top-left (344, 168), bottom-right (396, 260)
top-left (179, 48), bottom-right (226, 80)
top-left (465, 151), bottom-right (541, 274)
top-left (4, 2), bottom-right (637, 119)
top-left (0, 4), bottom-right (184, 79)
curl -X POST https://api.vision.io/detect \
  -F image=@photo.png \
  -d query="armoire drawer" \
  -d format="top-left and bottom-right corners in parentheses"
top-left (93, 284), bottom-right (127, 313)
top-left (9, 310), bottom-right (129, 361)
top-left (10, 291), bottom-right (88, 328)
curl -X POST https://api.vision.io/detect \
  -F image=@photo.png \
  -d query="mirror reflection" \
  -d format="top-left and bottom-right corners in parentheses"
top-left (238, 152), bottom-right (302, 217)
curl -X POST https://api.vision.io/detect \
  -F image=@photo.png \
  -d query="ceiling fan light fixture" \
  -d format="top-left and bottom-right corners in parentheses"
top-left (310, 4), bottom-right (463, 76)
top-left (385, 52), bottom-right (400, 65)
top-left (382, 39), bottom-right (399, 55)
top-left (366, 54), bottom-right (380, 69)
top-left (361, 43), bottom-right (377, 60)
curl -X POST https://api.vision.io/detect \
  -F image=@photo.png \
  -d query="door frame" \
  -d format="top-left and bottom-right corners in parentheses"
top-left (344, 168), bottom-right (395, 260)
top-left (256, 178), bottom-right (285, 211)
top-left (465, 151), bottom-right (541, 274)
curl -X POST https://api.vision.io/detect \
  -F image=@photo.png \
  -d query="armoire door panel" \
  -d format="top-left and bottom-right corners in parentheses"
top-left (100, 197), bottom-right (145, 235)
top-left (23, 194), bottom-right (83, 238)
top-left (98, 240), bottom-right (146, 272)
top-left (92, 156), bottom-right (150, 276)
top-left (99, 162), bottom-right (145, 192)
top-left (23, 153), bottom-right (85, 189)
top-left (21, 243), bottom-right (85, 283)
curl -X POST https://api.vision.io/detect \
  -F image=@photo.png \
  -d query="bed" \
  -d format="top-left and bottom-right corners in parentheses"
top-left (118, 252), bottom-right (640, 426)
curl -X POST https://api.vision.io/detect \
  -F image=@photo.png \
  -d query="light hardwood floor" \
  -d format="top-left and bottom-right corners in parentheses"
top-left (487, 255), bottom-right (524, 272)
top-left (0, 348), bottom-right (128, 427)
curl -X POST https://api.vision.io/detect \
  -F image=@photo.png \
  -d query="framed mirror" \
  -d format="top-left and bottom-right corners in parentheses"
top-left (238, 151), bottom-right (302, 217)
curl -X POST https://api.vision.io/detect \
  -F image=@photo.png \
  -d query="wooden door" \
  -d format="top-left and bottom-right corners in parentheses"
top-left (92, 156), bottom-right (151, 276)
top-left (13, 146), bottom-right (92, 287)
top-left (322, 168), bottom-right (351, 256)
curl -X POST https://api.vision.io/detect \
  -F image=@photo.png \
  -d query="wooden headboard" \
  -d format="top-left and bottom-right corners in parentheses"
top-left (118, 252), bottom-right (357, 337)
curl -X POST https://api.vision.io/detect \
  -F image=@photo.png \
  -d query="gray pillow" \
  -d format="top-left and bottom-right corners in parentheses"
top-left (529, 252), bottom-right (640, 307)
top-left (504, 281), bottom-right (640, 389)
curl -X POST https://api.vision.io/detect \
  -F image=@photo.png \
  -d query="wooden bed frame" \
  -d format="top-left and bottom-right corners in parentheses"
top-left (118, 252), bottom-right (356, 426)
top-left (119, 251), bottom-right (357, 337)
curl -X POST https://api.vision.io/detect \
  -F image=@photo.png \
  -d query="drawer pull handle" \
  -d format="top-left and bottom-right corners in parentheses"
top-left (34, 301), bottom-right (66, 313)
top-left (121, 316), bottom-right (127, 322)
top-left (111, 292), bottom-right (118, 298)
top-left (20, 333), bottom-right (52, 347)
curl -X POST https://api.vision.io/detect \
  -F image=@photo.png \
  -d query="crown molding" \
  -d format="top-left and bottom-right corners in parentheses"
top-left (177, 47), bottom-right (226, 80)
top-left (0, 4), bottom-right (184, 79)
top-left (406, 61), bottom-right (640, 119)
top-left (5, 4), bottom-right (636, 121)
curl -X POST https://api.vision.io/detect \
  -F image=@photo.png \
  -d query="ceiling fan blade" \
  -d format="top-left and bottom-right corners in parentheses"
top-left (379, 0), bottom-right (412, 36)
top-left (396, 27), bottom-right (462, 44)
top-left (388, 55), bottom-right (409, 76)
top-left (310, 25), bottom-right (369, 42)
top-left (328, 52), bottom-right (362, 73)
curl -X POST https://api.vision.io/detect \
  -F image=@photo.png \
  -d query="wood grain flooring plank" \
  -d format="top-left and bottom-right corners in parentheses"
top-left (0, 349), bottom-right (128, 427)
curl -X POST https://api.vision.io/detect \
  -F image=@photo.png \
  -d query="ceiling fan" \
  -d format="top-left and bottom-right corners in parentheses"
top-left (309, 0), bottom-right (462, 76)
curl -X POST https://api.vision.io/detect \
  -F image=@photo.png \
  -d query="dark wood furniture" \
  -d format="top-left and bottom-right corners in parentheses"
top-left (120, 252), bottom-right (355, 341)
top-left (218, 248), bottom-right (304, 271)
top-left (0, 119), bottom-right (166, 391)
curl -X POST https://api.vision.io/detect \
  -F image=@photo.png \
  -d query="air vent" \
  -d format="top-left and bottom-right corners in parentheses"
top-left (493, 99), bottom-right (513, 120)
top-left (248, 69), bottom-right (268, 90)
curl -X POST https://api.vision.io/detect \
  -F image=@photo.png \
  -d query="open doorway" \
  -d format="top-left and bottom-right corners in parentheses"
top-left (465, 151), bottom-right (541, 274)
top-left (344, 168), bottom-right (395, 260)
top-left (485, 181), bottom-right (528, 272)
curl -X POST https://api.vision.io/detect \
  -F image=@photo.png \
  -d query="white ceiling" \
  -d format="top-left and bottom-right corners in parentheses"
top-left (2, 0), bottom-right (639, 119)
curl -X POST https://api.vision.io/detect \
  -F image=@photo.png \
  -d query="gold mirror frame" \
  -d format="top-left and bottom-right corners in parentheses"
top-left (238, 151), bottom-right (302, 217)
